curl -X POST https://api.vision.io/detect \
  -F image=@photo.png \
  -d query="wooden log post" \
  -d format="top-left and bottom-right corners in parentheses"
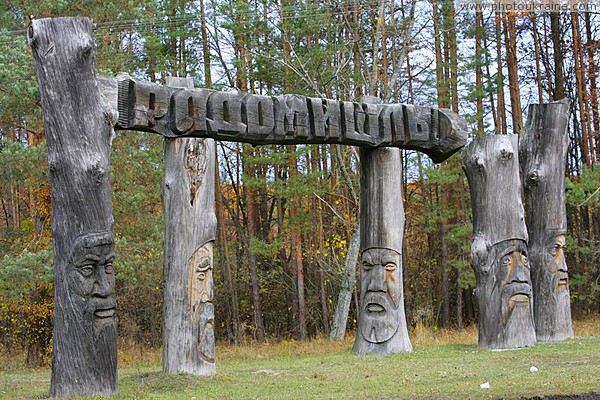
top-left (354, 96), bottom-right (412, 355)
top-left (162, 77), bottom-right (217, 375)
top-left (28, 17), bottom-right (118, 396)
top-left (520, 99), bottom-right (574, 342)
top-left (462, 134), bottom-right (536, 350)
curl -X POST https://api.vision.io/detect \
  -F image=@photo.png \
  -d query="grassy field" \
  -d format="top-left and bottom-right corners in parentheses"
top-left (1, 319), bottom-right (600, 399)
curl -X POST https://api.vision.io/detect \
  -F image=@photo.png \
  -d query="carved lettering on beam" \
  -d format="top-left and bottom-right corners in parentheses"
top-left (171, 88), bottom-right (212, 135)
top-left (308, 98), bottom-right (342, 141)
top-left (207, 91), bottom-right (246, 136)
top-left (110, 76), bottom-right (468, 163)
top-left (378, 104), bottom-right (404, 145)
top-left (244, 95), bottom-right (275, 136)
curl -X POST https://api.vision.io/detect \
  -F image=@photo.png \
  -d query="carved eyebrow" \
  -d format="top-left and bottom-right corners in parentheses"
top-left (73, 254), bottom-right (101, 267)
top-left (105, 253), bottom-right (115, 262)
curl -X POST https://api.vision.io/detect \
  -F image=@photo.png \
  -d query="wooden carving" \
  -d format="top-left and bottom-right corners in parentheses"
top-left (163, 77), bottom-right (217, 375)
top-left (354, 140), bottom-right (412, 355)
top-left (112, 75), bottom-right (467, 163)
top-left (28, 17), bottom-right (118, 396)
top-left (520, 100), bottom-right (574, 342)
top-left (463, 135), bottom-right (536, 350)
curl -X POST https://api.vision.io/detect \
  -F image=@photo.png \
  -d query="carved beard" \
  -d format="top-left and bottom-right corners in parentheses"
top-left (360, 291), bottom-right (400, 343)
top-left (499, 284), bottom-right (536, 349)
top-left (196, 303), bottom-right (215, 364)
top-left (533, 249), bottom-right (573, 341)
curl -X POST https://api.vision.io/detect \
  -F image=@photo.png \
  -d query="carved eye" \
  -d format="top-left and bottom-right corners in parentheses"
top-left (362, 263), bottom-right (373, 271)
top-left (197, 272), bottom-right (206, 281)
top-left (384, 263), bottom-right (397, 272)
top-left (105, 263), bottom-right (114, 274)
top-left (522, 255), bottom-right (528, 266)
top-left (79, 265), bottom-right (94, 277)
top-left (502, 256), bottom-right (511, 266)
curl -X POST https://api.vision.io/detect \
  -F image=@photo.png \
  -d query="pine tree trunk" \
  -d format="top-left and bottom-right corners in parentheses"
top-left (504, 13), bottom-right (522, 132)
top-left (29, 17), bottom-right (118, 396)
top-left (162, 77), bottom-right (217, 375)
top-left (551, 13), bottom-right (565, 100)
top-left (496, 13), bottom-right (507, 135)
top-left (243, 145), bottom-right (266, 341)
top-left (520, 99), bottom-right (574, 342)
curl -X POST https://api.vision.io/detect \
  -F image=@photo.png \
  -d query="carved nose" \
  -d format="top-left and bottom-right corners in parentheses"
top-left (367, 266), bottom-right (386, 292)
top-left (511, 259), bottom-right (528, 283)
top-left (93, 270), bottom-right (112, 298)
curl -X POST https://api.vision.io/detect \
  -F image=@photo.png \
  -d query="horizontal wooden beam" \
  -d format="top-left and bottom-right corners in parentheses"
top-left (104, 74), bottom-right (467, 163)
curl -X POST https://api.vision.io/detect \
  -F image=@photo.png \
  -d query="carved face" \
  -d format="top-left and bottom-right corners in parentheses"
top-left (476, 239), bottom-right (535, 348)
top-left (532, 232), bottom-right (572, 339)
top-left (543, 234), bottom-right (569, 294)
top-left (494, 242), bottom-right (532, 321)
top-left (68, 232), bottom-right (116, 336)
top-left (359, 248), bottom-right (401, 343)
top-left (189, 243), bottom-right (215, 364)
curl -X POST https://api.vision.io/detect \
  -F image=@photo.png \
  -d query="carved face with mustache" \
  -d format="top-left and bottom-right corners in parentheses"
top-left (359, 248), bottom-right (401, 344)
top-left (474, 238), bottom-right (536, 349)
top-left (68, 232), bottom-right (116, 337)
top-left (531, 233), bottom-right (573, 341)
top-left (189, 243), bottom-right (215, 364)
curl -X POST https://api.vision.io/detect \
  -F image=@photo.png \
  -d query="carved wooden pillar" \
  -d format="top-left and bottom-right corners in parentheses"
top-left (463, 134), bottom-right (536, 350)
top-left (29, 17), bottom-right (118, 396)
top-left (162, 77), bottom-right (217, 375)
top-left (354, 97), bottom-right (412, 355)
top-left (520, 99), bottom-right (574, 342)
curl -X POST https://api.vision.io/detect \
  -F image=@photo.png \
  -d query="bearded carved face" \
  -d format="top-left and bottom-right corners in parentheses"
top-left (542, 234), bottom-right (569, 295)
top-left (189, 243), bottom-right (215, 364)
top-left (68, 232), bottom-right (116, 336)
top-left (475, 239), bottom-right (535, 348)
top-left (359, 248), bottom-right (401, 344)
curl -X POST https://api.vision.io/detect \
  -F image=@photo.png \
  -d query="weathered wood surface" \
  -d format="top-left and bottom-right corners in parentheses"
top-left (163, 77), bottom-right (217, 375)
top-left (520, 100), bottom-right (574, 342)
top-left (354, 120), bottom-right (412, 355)
top-left (28, 17), bottom-right (118, 396)
top-left (329, 223), bottom-right (360, 341)
top-left (112, 75), bottom-right (467, 163)
top-left (463, 134), bottom-right (536, 350)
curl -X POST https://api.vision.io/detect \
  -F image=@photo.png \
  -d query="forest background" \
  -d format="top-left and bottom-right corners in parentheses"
top-left (0, 0), bottom-right (598, 367)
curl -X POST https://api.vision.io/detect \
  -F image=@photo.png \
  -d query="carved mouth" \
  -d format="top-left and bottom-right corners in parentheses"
top-left (503, 282), bottom-right (531, 297)
top-left (556, 273), bottom-right (568, 290)
top-left (509, 294), bottom-right (529, 303)
top-left (94, 307), bottom-right (115, 319)
top-left (366, 303), bottom-right (385, 313)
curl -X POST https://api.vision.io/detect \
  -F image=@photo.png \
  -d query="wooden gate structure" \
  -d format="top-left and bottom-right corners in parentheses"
top-left (44, 15), bottom-right (594, 397)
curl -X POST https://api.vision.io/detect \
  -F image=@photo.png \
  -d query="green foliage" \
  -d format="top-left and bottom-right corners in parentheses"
top-left (0, 249), bottom-right (53, 301)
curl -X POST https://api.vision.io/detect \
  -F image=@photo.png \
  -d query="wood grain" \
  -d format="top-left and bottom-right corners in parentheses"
top-left (162, 77), bottom-right (217, 375)
top-left (520, 100), bottom-right (574, 342)
top-left (29, 17), bottom-right (118, 396)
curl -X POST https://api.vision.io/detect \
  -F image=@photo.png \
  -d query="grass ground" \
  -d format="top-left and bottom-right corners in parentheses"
top-left (1, 318), bottom-right (600, 399)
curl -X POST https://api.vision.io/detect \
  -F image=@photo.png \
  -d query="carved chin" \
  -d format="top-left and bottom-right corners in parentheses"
top-left (360, 294), bottom-right (399, 343)
top-left (502, 283), bottom-right (531, 317)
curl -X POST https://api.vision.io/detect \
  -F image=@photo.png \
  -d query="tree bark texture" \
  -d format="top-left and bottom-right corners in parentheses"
top-left (462, 134), bottom-right (536, 350)
top-left (354, 147), bottom-right (412, 355)
top-left (28, 17), bottom-right (118, 396)
top-left (162, 77), bottom-right (218, 375)
top-left (520, 99), bottom-right (574, 342)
